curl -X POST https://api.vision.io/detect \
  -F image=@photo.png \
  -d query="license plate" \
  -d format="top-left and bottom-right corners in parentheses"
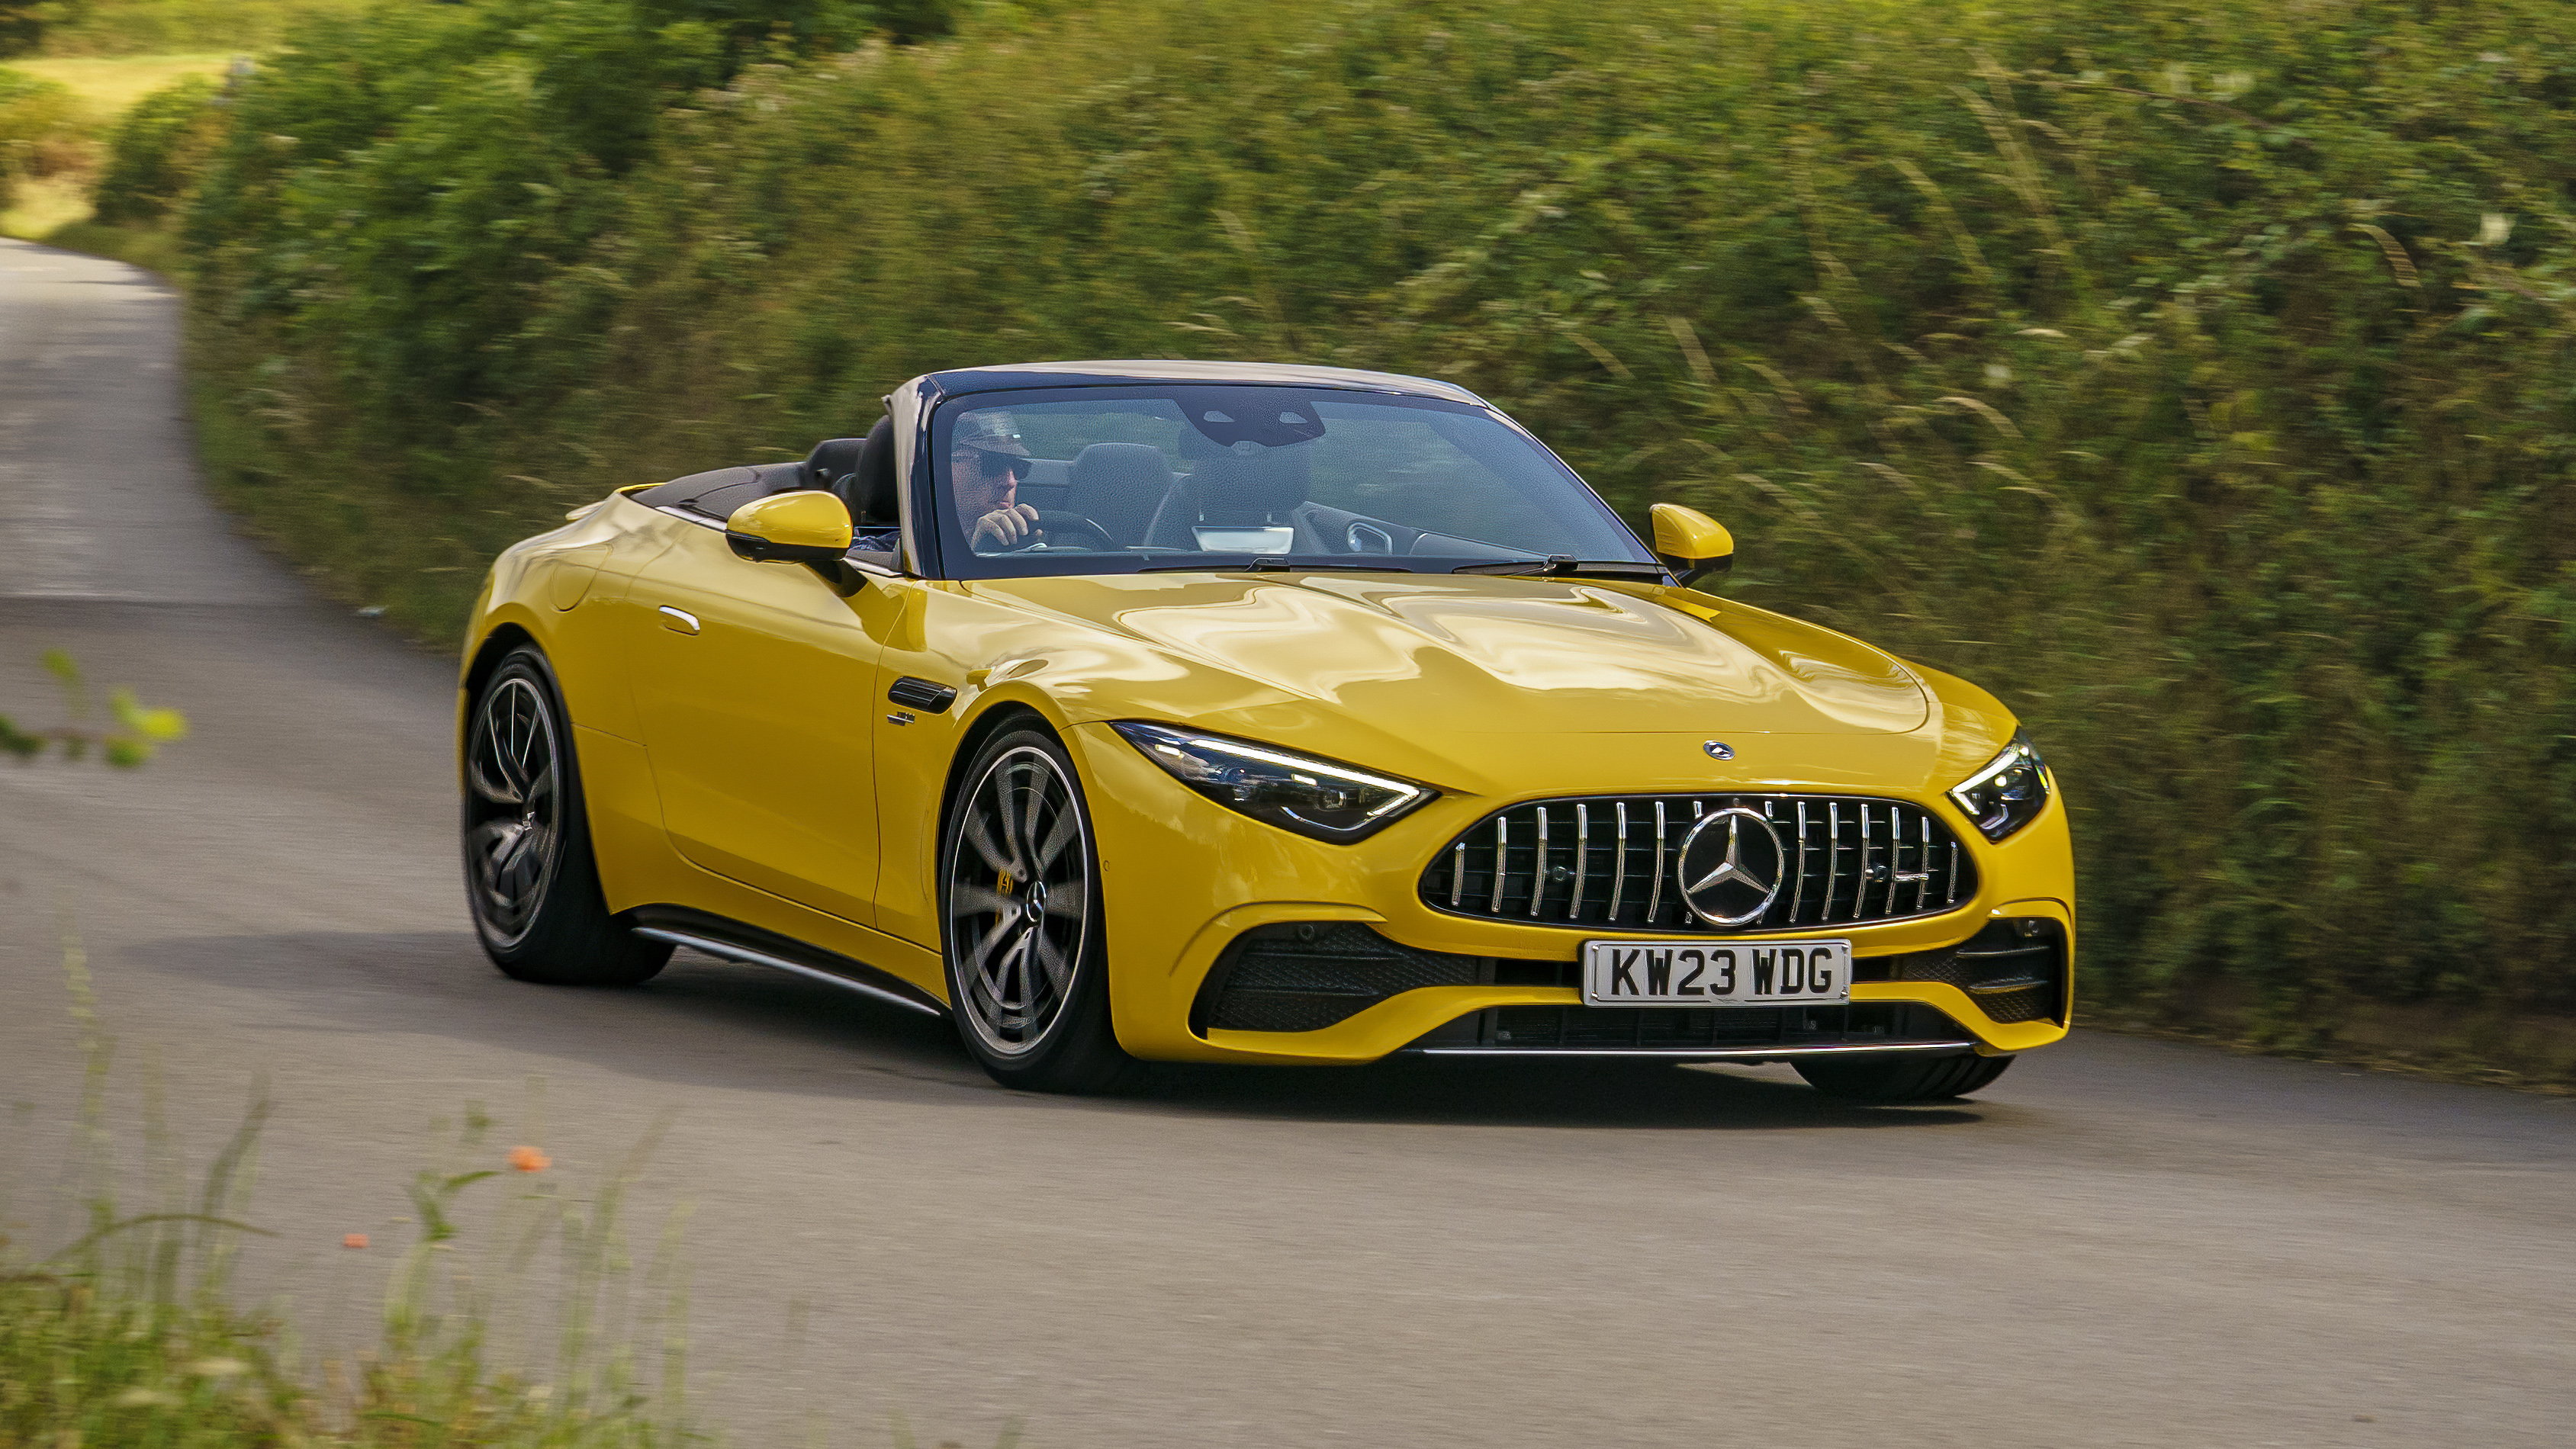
top-left (1581, 939), bottom-right (1853, 1007)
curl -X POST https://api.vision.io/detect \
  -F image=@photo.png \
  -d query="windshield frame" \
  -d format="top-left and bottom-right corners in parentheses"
top-left (909, 382), bottom-right (1654, 582)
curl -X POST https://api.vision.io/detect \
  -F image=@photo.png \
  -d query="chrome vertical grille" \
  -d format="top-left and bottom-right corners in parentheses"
top-left (1419, 794), bottom-right (1978, 933)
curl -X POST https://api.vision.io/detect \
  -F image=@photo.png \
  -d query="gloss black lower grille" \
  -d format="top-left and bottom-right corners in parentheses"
top-left (1195, 923), bottom-right (1480, 1034)
top-left (1886, 918), bottom-right (2068, 1025)
top-left (1420, 794), bottom-right (1977, 933)
top-left (1413, 1001), bottom-right (1974, 1052)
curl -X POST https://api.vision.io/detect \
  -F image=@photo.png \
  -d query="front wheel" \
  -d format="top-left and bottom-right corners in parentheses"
top-left (462, 647), bottom-right (671, 987)
top-left (939, 724), bottom-right (1134, 1093)
top-left (1794, 1051), bottom-right (2014, 1104)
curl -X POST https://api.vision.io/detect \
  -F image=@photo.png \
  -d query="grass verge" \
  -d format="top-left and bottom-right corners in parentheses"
top-left (3, 930), bottom-right (697, 1449)
top-left (27, 215), bottom-right (182, 269)
top-left (5, 52), bottom-right (234, 117)
top-left (0, 169), bottom-right (87, 237)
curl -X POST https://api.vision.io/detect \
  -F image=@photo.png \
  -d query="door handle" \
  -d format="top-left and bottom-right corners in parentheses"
top-left (658, 606), bottom-right (700, 635)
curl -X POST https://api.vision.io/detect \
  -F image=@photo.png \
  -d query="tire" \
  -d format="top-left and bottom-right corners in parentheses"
top-left (1794, 1051), bottom-right (2014, 1104)
top-left (939, 724), bottom-right (1135, 1093)
top-left (462, 647), bottom-right (672, 987)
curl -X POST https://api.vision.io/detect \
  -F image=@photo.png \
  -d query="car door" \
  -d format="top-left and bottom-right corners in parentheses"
top-left (624, 523), bottom-right (885, 924)
top-left (851, 576), bottom-right (976, 949)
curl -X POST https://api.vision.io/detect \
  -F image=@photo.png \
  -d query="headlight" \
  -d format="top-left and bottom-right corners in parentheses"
top-left (1110, 721), bottom-right (1433, 843)
top-left (1948, 731), bottom-right (2051, 842)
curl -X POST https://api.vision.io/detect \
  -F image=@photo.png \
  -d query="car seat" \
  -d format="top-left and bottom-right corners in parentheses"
top-left (1065, 443), bottom-right (1174, 545)
top-left (1143, 444), bottom-right (1311, 551)
top-left (808, 419), bottom-right (899, 530)
top-left (803, 435), bottom-right (867, 501)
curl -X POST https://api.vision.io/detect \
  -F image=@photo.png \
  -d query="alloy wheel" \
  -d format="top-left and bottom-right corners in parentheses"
top-left (464, 674), bottom-right (564, 947)
top-left (947, 744), bottom-right (1092, 1057)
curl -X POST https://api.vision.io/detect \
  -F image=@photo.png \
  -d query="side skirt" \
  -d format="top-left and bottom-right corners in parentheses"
top-left (629, 904), bottom-right (950, 1019)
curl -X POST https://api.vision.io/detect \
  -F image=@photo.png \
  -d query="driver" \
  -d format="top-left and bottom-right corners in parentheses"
top-left (951, 410), bottom-right (1044, 551)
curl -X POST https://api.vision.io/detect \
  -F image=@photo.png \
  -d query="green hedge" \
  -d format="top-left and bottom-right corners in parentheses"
top-left (87, 70), bottom-right (219, 223)
top-left (168, 0), bottom-right (2576, 1074)
top-left (0, 62), bottom-right (79, 206)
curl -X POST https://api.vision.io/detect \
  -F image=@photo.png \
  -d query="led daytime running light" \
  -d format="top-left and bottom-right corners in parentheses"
top-left (1111, 721), bottom-right (1433, 843)
top-left (1146, 736), bottom-right (1420, 818)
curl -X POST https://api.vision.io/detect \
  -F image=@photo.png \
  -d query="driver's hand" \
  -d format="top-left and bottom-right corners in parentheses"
top-left (970, 503), bottom-right (1043, 551)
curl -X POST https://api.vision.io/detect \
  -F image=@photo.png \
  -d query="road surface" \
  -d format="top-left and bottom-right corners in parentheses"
top-left (4, 235), bottom-right (2571, 1448)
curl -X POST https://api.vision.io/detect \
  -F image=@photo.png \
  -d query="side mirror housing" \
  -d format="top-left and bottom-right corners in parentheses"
top-left (726, 490), bottom-right (853, 565)
top-left (1649, 503), bottom-right (1735, 589)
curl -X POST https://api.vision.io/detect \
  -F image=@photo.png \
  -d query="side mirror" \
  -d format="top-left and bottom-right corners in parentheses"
top-left (1649, 503), bottom-right (1735, 589)
top-left (726, 490), bottom-right (853, 565)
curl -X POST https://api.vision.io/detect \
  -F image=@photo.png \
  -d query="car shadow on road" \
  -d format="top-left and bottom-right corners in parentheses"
top-left (121, 930), bottom-right (1992, 1131)
top-left (1121, 1059), bottom-right (1987, 1129)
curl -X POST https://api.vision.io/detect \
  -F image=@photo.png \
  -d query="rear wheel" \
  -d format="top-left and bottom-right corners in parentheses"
top-left (1794, 1051), bottom-right (2013, 1104)
top-left (462, 647), bottom-right (671, 987)
top-left (940, 725), bottom-right (1134, 1093)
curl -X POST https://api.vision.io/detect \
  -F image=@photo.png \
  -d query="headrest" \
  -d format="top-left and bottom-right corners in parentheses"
top-left (809, 418), bottom-right (897, 525)
top-left (1065, 443), bottom-right (1172, 545)
top-left (804, 436), bottom-right (863, 489)
top-left (850, 417), bottom-right (899, 525)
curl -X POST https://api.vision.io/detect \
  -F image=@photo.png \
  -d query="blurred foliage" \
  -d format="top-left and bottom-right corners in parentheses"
top-left (0, 649), bottom-right (190, 766)
top-left (153, 0), bottom-right (2576, 1071)
top-left (0, 1), bottom-right (37, 59)
top-left (16, 0), bottom-right (368, 58)
top-left (0, 61), bottom-right (80, 205)
top-left (12, 0), bottom-right (939, 60)
top-left (86, 65), bottom-right (214, 222)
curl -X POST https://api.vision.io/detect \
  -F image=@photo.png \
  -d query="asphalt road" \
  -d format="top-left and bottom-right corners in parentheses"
top-left (4, 235), bottom-right (2572, 1448)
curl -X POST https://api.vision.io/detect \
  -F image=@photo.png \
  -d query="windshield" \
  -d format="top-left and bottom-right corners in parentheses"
top-left (925, 385), bottom-right (1652, 578)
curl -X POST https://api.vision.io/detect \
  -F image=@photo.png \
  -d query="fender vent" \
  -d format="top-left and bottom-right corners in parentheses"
top-left (886, 676), bottom-right (957, 712)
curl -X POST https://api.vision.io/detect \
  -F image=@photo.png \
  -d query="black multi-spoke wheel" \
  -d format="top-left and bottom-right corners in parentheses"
top-left (461, 647), bottom-right (671, 987)
top-left (940, 725), bottom-right (1132, 1092)
top-left (1794, 1051), bottom-right (2014, 1104)
top-left (465, 672), bottom-right (562, 946)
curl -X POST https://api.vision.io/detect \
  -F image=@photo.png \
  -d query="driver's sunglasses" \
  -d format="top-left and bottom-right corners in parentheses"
top-left (957, 448), bottom-right (1031, 483)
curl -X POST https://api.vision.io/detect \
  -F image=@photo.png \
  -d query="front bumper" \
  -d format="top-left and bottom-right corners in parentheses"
top-left (1066, 722), bottom-right (2077, 1065)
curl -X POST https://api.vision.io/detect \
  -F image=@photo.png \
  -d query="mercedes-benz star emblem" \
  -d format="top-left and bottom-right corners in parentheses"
top-left (1703, 740), bottom-right (1735, 760)
top-left (1674, 807), bottom-right (1787, 927)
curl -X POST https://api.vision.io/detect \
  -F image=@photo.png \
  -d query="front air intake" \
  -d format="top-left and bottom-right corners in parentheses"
top-left (1192, 923), bottom-right (1481, 1034)
top-left (1889, 917), bottom-right (2069, 1025)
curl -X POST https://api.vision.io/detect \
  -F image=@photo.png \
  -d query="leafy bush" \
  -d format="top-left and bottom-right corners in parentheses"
top-left (173, 0), bottom-right (2576, 1076)
top-left (87, 69), bottom-right (219, 223)
top-left (0, 62), bottom-right (80, 204)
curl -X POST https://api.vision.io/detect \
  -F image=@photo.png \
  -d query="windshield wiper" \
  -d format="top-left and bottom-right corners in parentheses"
top-left (1450, 556), bottom-right (1667, 579)
top-left (1138, 558), bottom-right (1416, 573)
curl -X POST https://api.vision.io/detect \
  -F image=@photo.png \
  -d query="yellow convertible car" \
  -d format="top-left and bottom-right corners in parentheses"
top-left (459, 361), bottom-right (2072, 1100)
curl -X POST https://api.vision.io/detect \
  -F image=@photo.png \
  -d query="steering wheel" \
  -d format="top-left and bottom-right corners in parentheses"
top-left (1032, 510), bottom-right (1123, 552)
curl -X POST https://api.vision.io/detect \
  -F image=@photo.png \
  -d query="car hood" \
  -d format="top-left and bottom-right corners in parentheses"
top-left (970, 573), bottom-right (1929, 737)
